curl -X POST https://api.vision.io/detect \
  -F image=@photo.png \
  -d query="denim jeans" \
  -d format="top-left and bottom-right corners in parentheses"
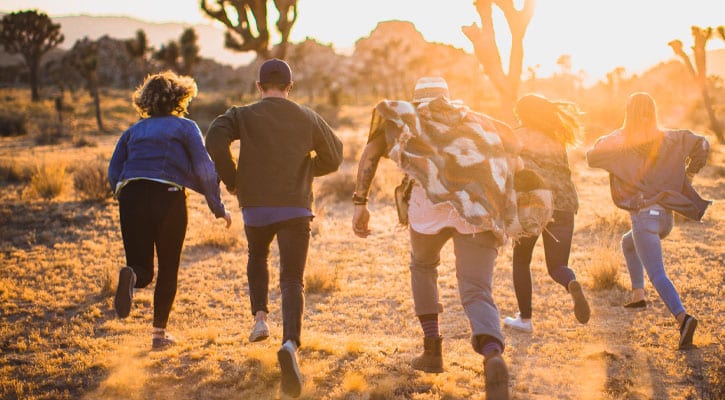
top-left (244, 216), bottom-right (311, 347)
top-left (512, 210), bottom-right (577, 319)
top-left (409, 228), bottom-right (504, 348)
top-left (621, 206), bottom-right (685, 316)
top-left (119, 179), bottom-right (188, 329)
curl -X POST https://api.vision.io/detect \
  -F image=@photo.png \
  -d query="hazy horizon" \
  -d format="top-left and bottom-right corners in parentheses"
top-left (2, 0), bottom-right (725, 83)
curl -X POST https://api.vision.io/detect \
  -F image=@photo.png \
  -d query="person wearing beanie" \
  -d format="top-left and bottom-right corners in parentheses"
top-left (205, 58), bottom-right (343, 398)
top-left (352, 76), bottom-right (520, 400)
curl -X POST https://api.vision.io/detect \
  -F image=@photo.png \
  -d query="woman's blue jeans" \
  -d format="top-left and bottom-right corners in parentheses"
top-left (621, 206), bottom-right (685, 316)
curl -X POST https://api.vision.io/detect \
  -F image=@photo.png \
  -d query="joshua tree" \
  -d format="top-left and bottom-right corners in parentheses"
top-left (669, 26), bottom-right (724, 144)
top-left (125, 29), bottom-right (149, 59)
top-left (0, 10), bottom-right (64, 102)
top-left (179, 28), bottom-right (200, 75)
top-left (462, 0), bottom-right (536, 122)
top-left (200, 0), bottom-right (298, 59)
top-left (66, 37), bottom-right (104, 132)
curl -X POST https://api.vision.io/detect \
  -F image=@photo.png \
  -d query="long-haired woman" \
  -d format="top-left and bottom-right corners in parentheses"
top-left (587, 92), bottom-right (710, 348)
top-left (503, 93), bottom-right (591, 333)
top-left (108, 71), bottom-right (232, 349)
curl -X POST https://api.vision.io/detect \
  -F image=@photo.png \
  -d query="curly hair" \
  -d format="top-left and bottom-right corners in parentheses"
top-left (132, 71), bottom-right (198, 118)
top-left (514, 93), bottom-right (583, 147)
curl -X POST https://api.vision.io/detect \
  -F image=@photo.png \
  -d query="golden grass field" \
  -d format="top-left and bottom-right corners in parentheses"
top-left (0, 92), bottom-right (723, 399)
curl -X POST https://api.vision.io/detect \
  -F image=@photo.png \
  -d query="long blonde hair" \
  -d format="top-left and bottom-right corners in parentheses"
top-left (514, 93), bottom-right (583, 147)
top-left (621, 92), bottom-right (662, 147)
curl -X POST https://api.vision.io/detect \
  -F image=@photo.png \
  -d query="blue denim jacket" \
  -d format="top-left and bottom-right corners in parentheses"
top-left (108, 116), bottom-right (226, 218)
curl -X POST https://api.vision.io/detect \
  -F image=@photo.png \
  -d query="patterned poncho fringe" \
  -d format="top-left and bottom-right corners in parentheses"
top-left (372, 97), bottom-right (541, 243)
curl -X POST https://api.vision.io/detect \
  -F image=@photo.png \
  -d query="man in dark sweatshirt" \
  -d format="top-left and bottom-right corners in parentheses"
top-left (205, 58), bottom-right (343, 398)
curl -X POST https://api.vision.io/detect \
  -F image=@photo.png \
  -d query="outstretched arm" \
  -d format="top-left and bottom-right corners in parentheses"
top-left (352, 133), bottom-right (387, 238)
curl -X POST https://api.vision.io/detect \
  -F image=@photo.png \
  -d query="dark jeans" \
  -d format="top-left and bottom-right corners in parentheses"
top-left (245, 216), bottom-right (311, 347)
top-left (512, 210), bottom-right (576, 319)
top-left (119, 180), bottom-right (187, 329)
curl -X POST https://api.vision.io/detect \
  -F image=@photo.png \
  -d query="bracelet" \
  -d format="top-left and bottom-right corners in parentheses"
top-left (352, 193), bottom-right (368, 205)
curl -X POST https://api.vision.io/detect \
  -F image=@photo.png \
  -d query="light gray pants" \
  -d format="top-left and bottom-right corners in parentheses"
top-left (409, 228), bottom-right (504, 347)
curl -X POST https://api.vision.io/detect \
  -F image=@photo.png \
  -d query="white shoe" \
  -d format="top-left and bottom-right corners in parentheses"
top-left (278, 340), bottom-right (302, 397)
top-left (248, 320), bottom-right (270, 342)
top-left (503, 314), bottom-right (533, 333)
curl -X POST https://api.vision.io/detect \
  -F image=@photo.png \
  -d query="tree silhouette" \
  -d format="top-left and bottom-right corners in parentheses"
top-left (669, 26), bottom-right (724, 144)
top-left (179, 28), bottom-right (200, 75)
top-left (65, 37), bottom-right (104, 132)
top-left (153, 40), bottom-right (181, 72)
top-left (0, 10), bottom-right (64, 102)
top-left (125, 29), bottom-right (148, 59)
top-left (462, 0), bottom-right (536, 122)
top-left (200, 0), bottom-right (298, 59)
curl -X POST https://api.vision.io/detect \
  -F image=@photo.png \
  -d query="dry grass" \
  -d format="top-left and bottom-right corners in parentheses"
top-left (0, 97), bottom-right (723, 400)
top-left (30, 162), bottom-right (67, 199)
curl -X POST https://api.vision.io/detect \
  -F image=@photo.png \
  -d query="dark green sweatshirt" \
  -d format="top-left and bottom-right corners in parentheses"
top-left (205, 97), bottom-right (343, 208)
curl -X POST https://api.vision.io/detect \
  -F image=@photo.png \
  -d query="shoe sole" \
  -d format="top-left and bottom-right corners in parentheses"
top-left (114, 267), bottom-right (134, 318)
top-left (503, 320), bottom-right (533, 333)
top-left (278, 346), bottom-right (302, 397)
top-left (484, 355), bottom-right (510, 400)
top-left (249, 330), bottom-right (270, 342)
top-left (569, 281), bottom-right (590, 324)
top-left (678, 317), bottom-right (697, 349)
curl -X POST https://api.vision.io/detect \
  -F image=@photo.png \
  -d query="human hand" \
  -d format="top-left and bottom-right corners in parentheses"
top-left (352, 205), bottom-right (371, 238)
top-left (222, 211), bottom-right (232, 229)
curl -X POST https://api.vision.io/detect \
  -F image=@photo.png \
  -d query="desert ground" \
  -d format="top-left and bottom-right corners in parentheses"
top-left (0, 98), bottom-right (723, 400)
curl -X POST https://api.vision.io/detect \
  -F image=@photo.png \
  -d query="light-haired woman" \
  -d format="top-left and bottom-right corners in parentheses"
top-left (108, 71), bottom-right (232, 349)
top-left (587, 92), bottom-right (710, 349)
top-left (503, 94), bottom-right (591, 333)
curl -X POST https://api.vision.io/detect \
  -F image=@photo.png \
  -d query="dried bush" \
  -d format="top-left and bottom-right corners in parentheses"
top-left (0, 110), bottom-right (27, 137)
top-left (30, 163), bottom-right (66, 199)
top-left (589, 242), bottom-right (623, 291)
top-left (0, 159), bottom-right (32, 183)
top-left (73, 158), bottom-right (111, 201)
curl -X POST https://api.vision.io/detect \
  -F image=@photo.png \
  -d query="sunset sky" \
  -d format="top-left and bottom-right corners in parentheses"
top-left (1, 0), bottom-right (724, 82)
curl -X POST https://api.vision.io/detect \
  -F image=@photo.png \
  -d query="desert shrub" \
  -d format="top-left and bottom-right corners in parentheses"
top-left (189, 97), bottom-right (232, 134)
top-left (0, 159), bottom-right (33, 183)
top-left (33, 118), bottom-right (63, 145)
top-left (0, 110), bottom-right (27, 136)
top-left (305, 263), bottom-right (339, 294)
top-left (315, 168), bottom-right (355, 203)
top-left (30, 163), bottom-right (66, 199)
top-left (73, 158), bottom-right (111, 201)
top-left (588, 242), bottom-right (623, 290)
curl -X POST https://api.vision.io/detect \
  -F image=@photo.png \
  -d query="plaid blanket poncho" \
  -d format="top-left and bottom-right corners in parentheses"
top-left (372, 97), bottom-right (534, 242)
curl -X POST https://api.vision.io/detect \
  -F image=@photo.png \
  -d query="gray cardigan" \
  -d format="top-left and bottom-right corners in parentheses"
top-left (586, 129), bottom-right (711, 221)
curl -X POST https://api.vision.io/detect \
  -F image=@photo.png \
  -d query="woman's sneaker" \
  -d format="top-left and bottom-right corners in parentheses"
top-left (678, 314), bottom-right (697, 349)
top-left (152, 332), bottom-right (177, 350)
top-left (503, 313), bottom-right (533, 333)
top-left (568, 280), bottom-right (591, 324)
top-left (114, 266), bottom-right (136, 318)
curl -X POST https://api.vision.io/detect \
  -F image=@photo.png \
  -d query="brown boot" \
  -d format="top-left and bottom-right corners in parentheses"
top-left (411, 336), bottom-right (443, 373)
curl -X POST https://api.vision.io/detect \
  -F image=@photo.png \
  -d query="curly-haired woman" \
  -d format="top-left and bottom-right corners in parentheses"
top-left (587, 92), bottom-right (710, 349)
top-left (108, 71), bottom-right (232, 349)
top-left (503, 93), bottom-right (591, 333)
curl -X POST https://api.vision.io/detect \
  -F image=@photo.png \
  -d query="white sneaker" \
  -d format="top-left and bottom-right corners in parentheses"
top-left (248, 319), bottom-right (270, 342)
top-left (503, 314), bottom-right (533, 333)
top-left (278, 340), bottom-right (302, 397)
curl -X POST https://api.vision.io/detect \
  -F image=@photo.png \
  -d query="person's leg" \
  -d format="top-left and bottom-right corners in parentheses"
top-left (542, 211), bottom-right (589, 323)
top-left (276, 217), bottom-right (311, 348)
top-left (118, 181), bottom-right (155, 288)
top-left (244, 223), bottom-right (277, 318)
top-left (452, 230), bottom-right (504, 349)
top-left (409, 228), bottom-right (450, 373)
top-left (454, 230), bottom-right (509, 399)
top-left (630, 211), bottom-right (684, 316)
top-left (622, 226), bottom-right (647, 304)
top-left (116, 181), bottom-right (154, 318)
top-left (541, 211), bottom-right (576, 287)
top-left (151, 188), bottom-right (187, 330)
top-left (511, 234), bottom-right (537, 319)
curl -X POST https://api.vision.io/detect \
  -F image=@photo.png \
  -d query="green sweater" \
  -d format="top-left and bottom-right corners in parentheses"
top-left (205, 97), bottom-right (343, 208)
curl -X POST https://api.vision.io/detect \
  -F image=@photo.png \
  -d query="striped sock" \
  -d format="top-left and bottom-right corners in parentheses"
top-left (481, 341), bottom-right (503, 359)
top-left (418, 314), bottom-right (440, 338)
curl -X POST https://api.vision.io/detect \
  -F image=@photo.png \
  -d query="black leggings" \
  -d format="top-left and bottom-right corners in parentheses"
top-left (119, 180), bottom-right (187, 328)
top-left (512, 210), bottom-right (577, 319)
